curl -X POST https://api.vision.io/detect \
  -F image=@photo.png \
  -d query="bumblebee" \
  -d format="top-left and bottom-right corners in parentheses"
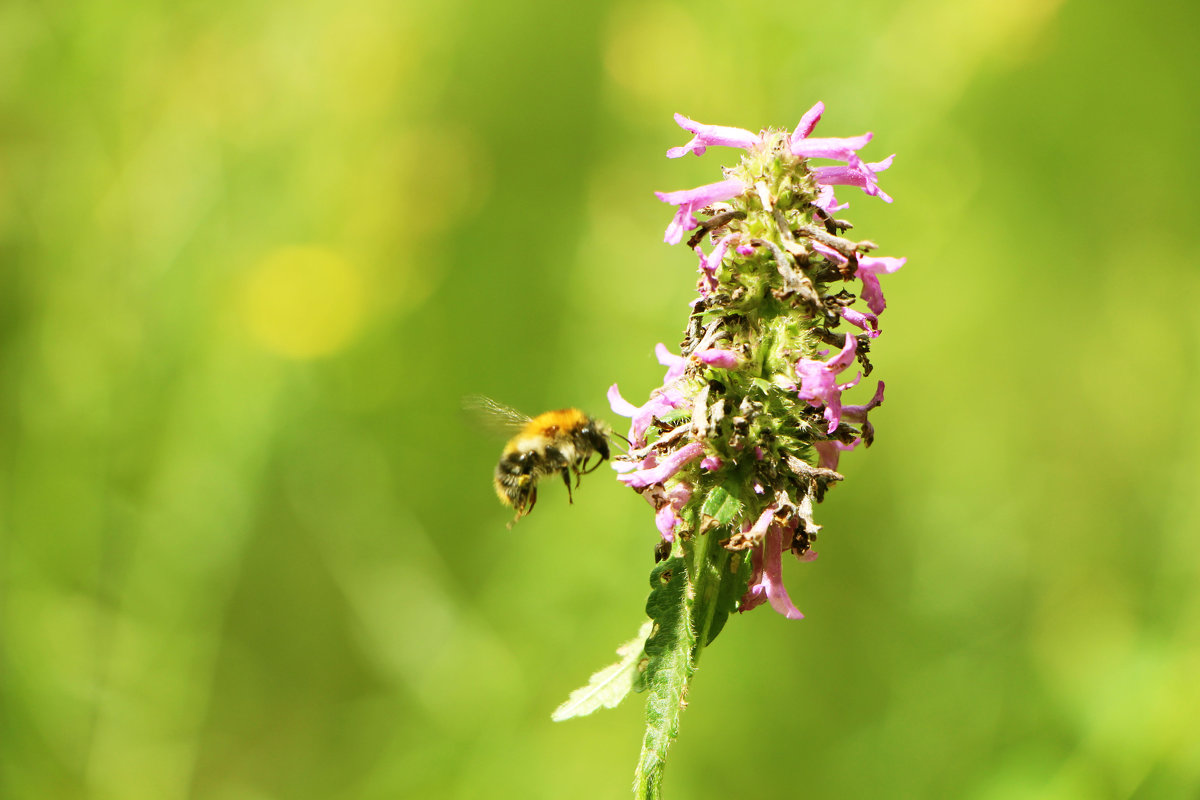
top-left (468, 397), bottom-right (612, 527)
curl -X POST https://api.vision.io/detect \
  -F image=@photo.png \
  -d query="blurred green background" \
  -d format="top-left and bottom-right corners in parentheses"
top-left (2, 0), bottom-right (1198, 797)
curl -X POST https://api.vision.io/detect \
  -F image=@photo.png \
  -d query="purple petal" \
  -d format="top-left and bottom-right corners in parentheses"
top-left (697, 234), bottom-right (734, 275)
top-left (790, 101), bottom-right (825, 145)
top-left (656, 343), bottom-right (687, 382)
top-left (652, 483), bottom-right (692, 541)
top-left (661, 207), bottom-right (693, 246)
top-left (813, 184), bottom-right (848, 214)
top-left (826, 332), bottom-right (858, 372)
top-left (631, 391), bottom-right (686, 444)
top-left (700, 456), bottom-right (722, 471)
top-left (841, 381), bottom-right (885, 424)
top-left (814, 155), bottom-right (895, 203)
top-left (618, 442), bottom-right (704, 489)
top-left (856, 256), bottom-right (906, 314)
top-left (840, 307), bottom-right (880, 338)
top-left (760, 522), bottom-right (804, 619)
top-left (739, 548), bottom-right (768, 613)
top-left (746, 503), bottom-right (775, 539)
top-left (654, 178), bottom-right (749, 207)
top-left (812, 240), bottom-right (847, 265)
top-left (791, 132), bottom-right (872, 161)
top-left (740, 514), bottom-right (804, 620)
top-left (655, 504), bottom-right (679, 541)
top-left (814, 438), bottom-right (861, 470)
top-left (667, 114), bottom-right (761, 159)
top-left (607, 383), bottom-right (640, 418)
top-left (694, 236), bottom-right (732, 297)
top-left (796, 336), bottom-right (859, 433)
top-left (694, 348), bottom-right (741, 368)
top-left (655, 179), bottom-right (749, 245)
top-left (608, 382), bottom-right (688, 446)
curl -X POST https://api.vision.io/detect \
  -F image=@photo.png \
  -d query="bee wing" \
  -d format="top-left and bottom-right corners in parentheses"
top-left (463, 394), bottom-right (532, 432)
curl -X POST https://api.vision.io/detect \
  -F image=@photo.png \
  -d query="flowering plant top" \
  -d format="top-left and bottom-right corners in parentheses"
top-left (554, 103), bottom-right (905, 800)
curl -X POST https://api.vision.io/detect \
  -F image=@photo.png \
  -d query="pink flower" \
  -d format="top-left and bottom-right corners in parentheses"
top-left (700, 456), bottom-right (722, 471)
top-left (791, 132), bottom-right (874, 162)
top-left (813, 184), bottom-right (849, 215)
top-left (841, 381), bottom-right (885, 425)
top-left (811, 383), bottom-right (882, 469)
top-left (795, 335), bottom-right (860, 433)
top-left (856, 255), bottom-right (906, 314)
top-left (812, 241), bottom-right (904, 318)
top-left (813, 154), bottom-right (895, 203)
top-left (840, 307), bottom-right (880, 338)
top-left (655, 179), bottom-right (748, 245)
top-left (696, 234), bottom-right (734, 283)
top-left (812, 240), bottom-right (848, 267)
top-left (694, 348), bottom-right (741, 368)
top-left (789, 101), bottom-right (825, 144)
top-left (655, 342), bottom-right (687, 382)
top-left (618, 442), bottom-right (705, 489)
top-left (607, 344), bottom-right (691, 445)
top-left (694, 239), bottom-right (726, 296)
top-left (667, 114), bottom-right (761, 158)
top-left (608, 385), bottom-right (687, 447)
top-left (738, 508), bottom-right (804, 619)
top-left (788, 103), bottom-right (869, 158)
top-left (651, 483), bottom-right (692, 542)
top-left (814, 438), bottom-right (860, 470)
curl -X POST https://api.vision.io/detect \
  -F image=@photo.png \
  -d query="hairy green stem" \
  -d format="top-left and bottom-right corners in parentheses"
top-left (633, 531), bottom-right (737, 798)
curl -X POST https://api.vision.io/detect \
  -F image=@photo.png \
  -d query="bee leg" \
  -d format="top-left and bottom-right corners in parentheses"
top-left (578, 452), bottom-right (603, 475)
top-left (508, 489), bottom-right (533, 529)
top-left (561, 468), bottom-right (574, 503)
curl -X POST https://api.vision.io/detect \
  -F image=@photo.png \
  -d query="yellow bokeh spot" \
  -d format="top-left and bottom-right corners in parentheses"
top-left (240, 246), bottom-right (366, 359)
top-left (603, 4), bottom-right (709, 109)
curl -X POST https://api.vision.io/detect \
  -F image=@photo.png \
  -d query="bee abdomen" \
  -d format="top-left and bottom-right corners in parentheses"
top-left (494, 450), bottom-right (535, 508)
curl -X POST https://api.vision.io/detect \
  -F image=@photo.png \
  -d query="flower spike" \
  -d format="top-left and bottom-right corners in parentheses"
top-left (558, 104), bottom-right (905, 799)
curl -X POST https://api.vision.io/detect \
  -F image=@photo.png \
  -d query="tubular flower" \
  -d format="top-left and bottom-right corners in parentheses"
top-left (617, 442), bottom-right (704, 489)
top-left (739, 517), bottom-right (805, 619)
top-left (655, 179), bottom-right (749, 245)
top-left (814, 438), bottom-right (861, 471)
top-left (856, 255), bottom-right (907, 314)
top-left (608, 343), bottom-right (692, 446)
top-left (667, 114), bottom-right (762, 158)
top-left (813, 155), bottom-right (895, 203)
top-left (790, 101), bottom-right (825, 143)
top-left (694, 348), bottom-right (741, 368)
top-left (795, 334), bottom-right (861, 434)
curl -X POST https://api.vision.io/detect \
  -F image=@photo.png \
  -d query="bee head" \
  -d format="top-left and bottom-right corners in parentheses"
top-left (580, 421), bottom-right (611, 461)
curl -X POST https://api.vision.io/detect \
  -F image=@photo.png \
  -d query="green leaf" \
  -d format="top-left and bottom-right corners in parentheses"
top-left (551, 620), bottom-right (654, 722)
top-left (700, 484), bottom-right (742, 526)
top-left (634, 557), bottom-right (695, 799)
top-left (703, 549), bottom-right (751, 645)
top-left (641, 558), bottom-right (692, 689)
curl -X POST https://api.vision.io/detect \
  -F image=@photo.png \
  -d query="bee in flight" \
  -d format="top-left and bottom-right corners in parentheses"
top-left (467, 396), bottom-right (615, 527)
